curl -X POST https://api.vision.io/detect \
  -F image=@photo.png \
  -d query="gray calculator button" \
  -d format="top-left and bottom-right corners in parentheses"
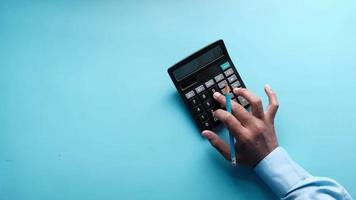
top-left (227, 74), bottom-right (237, 83)
top-left (218, 80), bottom-right (228, 89)
top-left (224, 68), bottom-right (234, 77)
top-left (193, 105), bottom-right (204, 114)
top-left (214, 74), bottom-right (224, 82)
top-left (199, 92), bottom-right (209, 101)
top-left (195, 85), bottom-right (205, 94)
top-left (230, 81), bottom-right (241, 88)
top-left (238, 96), bottom-right (249, 107)
top-left (202, 120), bottom-right (212, 129)
top-left (185, 90), bottom-right (195, 99)
top-left (204, 79), bottom-right (215, 88)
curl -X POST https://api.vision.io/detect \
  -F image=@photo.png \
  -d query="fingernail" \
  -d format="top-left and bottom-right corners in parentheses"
top-left (201, 131), bottom-right (213, 139)
top-left (233, 88), bottom-right (240, 93)
top-left (265, 84), bottom-right (272, 91)
top-left (213, 92), bottom-right (221, 99)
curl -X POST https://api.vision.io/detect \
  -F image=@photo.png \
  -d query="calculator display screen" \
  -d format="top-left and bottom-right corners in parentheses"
top-left (173, 45), bottom-right (223, 81)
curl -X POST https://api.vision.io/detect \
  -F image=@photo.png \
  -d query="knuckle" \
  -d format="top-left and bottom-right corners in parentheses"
top-left (219, 94), bottom-right (226, 101)
top-left (255, 121), bottom-right (267, 132)
top-left (224, 114), bottom-right (236, 126)
top-left (211, 139), bottom-right (219, 147)
top-left (257, 98), bottom-right (262, 105)
top-left (215, 97), bottom-right (226, 106)
top-left (214, 109), bottom-right (223, 118)
top-left (244, 134), bottom-right (254, 142)
top-left (222, 150), bottom-right (231, 160)
top-left (271, 102), bottom-right (279, 109)
top-left (252, 120), bottom-right (266, 130)
top-left (251, 98), bottom-right (262, 106)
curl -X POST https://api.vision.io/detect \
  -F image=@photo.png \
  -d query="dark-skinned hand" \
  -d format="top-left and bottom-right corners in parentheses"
top-left (202, 85), bottom-right (279, 167)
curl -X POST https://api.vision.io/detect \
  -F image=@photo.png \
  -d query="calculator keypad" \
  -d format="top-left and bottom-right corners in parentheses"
top-left (224, 68), bottom-right (234, 77)
top-left (193, 105), bottom-right (204, 114)
top-left (218, 80), bottom-right (228, 89)
top-left (227, 74), bottom-right (238, 83)
top-left (189, 97), bottom-right (199, 107)
top-left (230, 81), bottom-right (241, 89)
top-left (199, 92), bottom-right (209, 101)
top-left (202, 120), bottom-right (212, 129)
top-left (238, 96), bottom-right (249, 107)
top-left (183, 65), bottom-right (249, 130)
top-left (185, 90), bottom-right (195, 99)
top-left (204, 79), bottom-right (215, 88)
top-left (198, 112), bottom-right (209, 122)
top-left (209, 86), bottom-right (219, 96)
top-left (195, 85), bottom-right (205, 94)
top-left (203, 98), bottom-right (214, 109)
top-left (214, 74), bottom-right (224, 82)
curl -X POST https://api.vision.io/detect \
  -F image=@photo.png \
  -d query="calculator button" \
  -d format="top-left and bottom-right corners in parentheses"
top-left (199, 92), bottom-right (209, 101)
top-left (212, 116), bottom-right (219, 123)
top-left (203, 98), bottom-right (214, 109)
top-left (189, 97), bottom-right (199, 107)
top-left (198, 112), bottom-right (209, 122)
top-left (206, 107), bottom-right (218, 118)
top-left (218, 80), bottom-right (228, 89)
top-left (193, 105), bottom-right (204, 114)
top-left (224, 68), bottom-right (234, 77)
top-left (220, 61), bottom-right (231, 71)
top-left (185, 90), bottom-right (195, 100)
top-left (204, 79), bottom-right (215, 88)
top-left (207, 109), bottom-right (220, 123)
top-left (207, 109), bottom-right (214, 117)
top-left (195, 85), bottom-right (205, 94)
top-left (214, 73), bottom-right (224, 82)
top-left (230, 81), bottom-right (241, 89)
top-left (227, 74), bottom-right (237, 83)
top-left (209, 86), bottom-right (219, 96)
top-left (201, 120), bottom-right (212, 130)
top-left (238, 96), bottom-right (249, 107)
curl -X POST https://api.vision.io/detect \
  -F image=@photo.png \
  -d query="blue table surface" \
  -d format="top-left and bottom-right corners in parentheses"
top-left (1, 1), bottom-right (356, 199)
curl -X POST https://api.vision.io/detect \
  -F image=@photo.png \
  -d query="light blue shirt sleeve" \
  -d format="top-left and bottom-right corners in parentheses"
top-left (254, 147), bottom-right (353, 200)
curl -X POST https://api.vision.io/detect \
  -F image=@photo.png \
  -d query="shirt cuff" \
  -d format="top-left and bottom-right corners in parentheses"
top-left (254, 147), bottom-right (311, 198)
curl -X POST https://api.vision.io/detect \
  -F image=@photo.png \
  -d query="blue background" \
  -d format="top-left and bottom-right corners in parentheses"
top-left (1, 0), bottom-right (356, 199)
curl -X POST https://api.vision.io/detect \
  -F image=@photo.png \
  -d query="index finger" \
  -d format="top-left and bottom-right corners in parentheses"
top-left (213, 109), bottom-right (247, 139)
top-left (212, 92), bottom-right (253, 123)
top-left (202, 130), bottom-right (231, 161)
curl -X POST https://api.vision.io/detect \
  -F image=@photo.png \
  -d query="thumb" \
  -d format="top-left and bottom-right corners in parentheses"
top-left (202, 130), bottom-right (231, 161)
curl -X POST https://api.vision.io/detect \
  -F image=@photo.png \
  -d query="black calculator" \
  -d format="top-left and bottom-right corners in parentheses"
top-left (167, 40), bottom-right (249, 131)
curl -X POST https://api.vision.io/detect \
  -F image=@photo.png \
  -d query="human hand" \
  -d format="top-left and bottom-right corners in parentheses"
top-left (202, 85), bottom-right (279, 167)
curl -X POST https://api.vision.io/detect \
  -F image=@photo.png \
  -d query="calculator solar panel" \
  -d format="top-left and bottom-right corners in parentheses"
top-left (167, 40), bottom-right (249, 131)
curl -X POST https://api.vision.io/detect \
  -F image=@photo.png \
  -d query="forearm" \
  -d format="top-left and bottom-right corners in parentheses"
top-left (254, 147), bottom-right (352, 200)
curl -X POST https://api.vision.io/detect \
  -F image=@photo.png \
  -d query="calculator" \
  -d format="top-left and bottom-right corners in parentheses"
top-left (167, 40), bottom-right (249, 131)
